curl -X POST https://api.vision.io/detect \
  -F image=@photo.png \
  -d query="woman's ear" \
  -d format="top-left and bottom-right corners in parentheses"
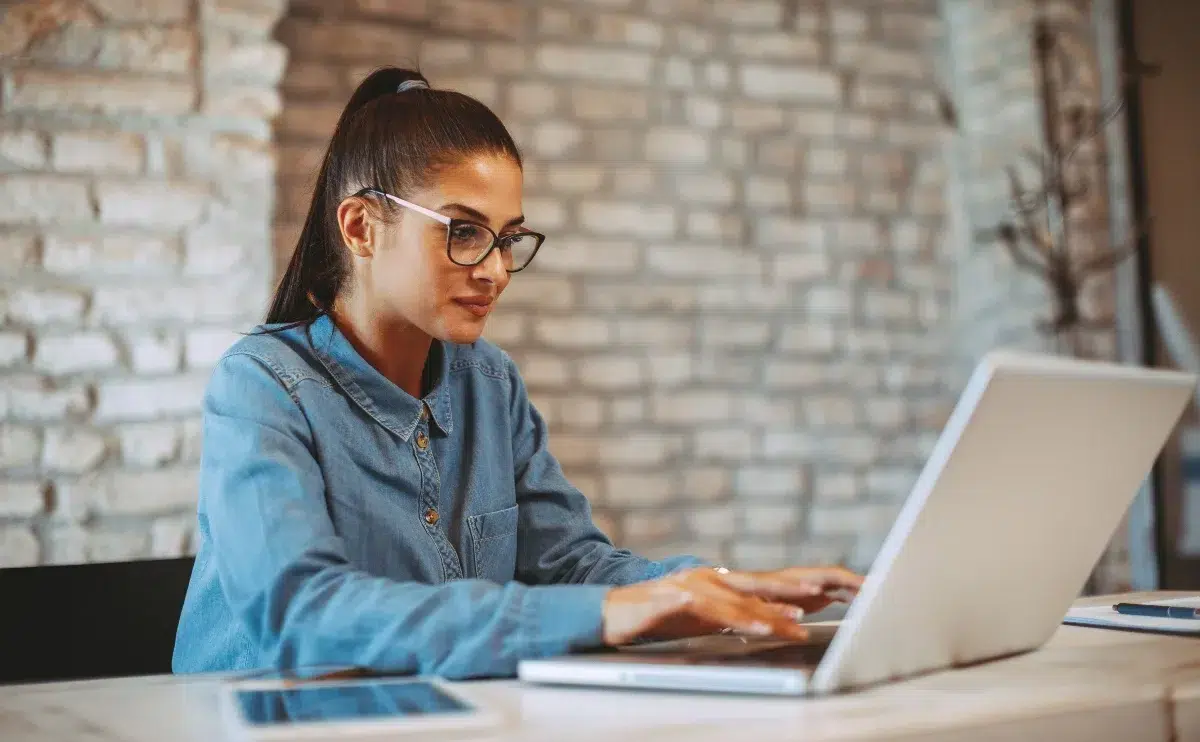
top-left (337, 196), bottom-right (376, 258)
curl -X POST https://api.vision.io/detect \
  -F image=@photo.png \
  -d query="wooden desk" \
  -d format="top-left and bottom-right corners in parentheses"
top-left (3, 593), bottom-right (1199, 742)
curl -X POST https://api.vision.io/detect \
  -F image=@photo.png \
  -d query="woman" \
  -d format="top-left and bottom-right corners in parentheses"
top-left (172, 67), bottom-right (863, 679)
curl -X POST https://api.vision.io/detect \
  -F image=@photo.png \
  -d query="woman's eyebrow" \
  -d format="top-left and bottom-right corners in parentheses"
top-left (440, 202), bottom-right (525, 228)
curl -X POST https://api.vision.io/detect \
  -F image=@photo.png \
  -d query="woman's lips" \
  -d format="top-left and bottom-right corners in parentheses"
top-left (454, 297), bottom-right (493, 317)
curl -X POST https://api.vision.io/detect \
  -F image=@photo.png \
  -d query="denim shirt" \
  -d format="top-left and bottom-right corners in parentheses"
top-left (171, 314), bottom-right (702, 679)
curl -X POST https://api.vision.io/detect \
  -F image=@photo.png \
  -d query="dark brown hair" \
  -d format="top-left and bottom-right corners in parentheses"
top-left (264, 66), bottom-right (522, 329)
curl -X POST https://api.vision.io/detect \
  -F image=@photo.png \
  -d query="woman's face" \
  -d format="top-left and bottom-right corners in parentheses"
top-left (357, 153), bottom-right (525, 345)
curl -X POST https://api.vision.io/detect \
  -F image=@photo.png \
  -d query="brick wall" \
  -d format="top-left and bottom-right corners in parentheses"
top-left (0, 0), bottom-right (1134, 587)
top-left (0, 0), bottom-right (287, 565)
top-left (276, 0), bottom-right (955, 574)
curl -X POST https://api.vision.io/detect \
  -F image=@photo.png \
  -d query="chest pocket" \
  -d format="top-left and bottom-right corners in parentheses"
top-left (466, 504), bottom-right (519, 584)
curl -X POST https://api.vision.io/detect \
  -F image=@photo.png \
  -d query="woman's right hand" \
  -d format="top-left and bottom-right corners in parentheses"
top-left (600, 566), bottom-right (861, 646)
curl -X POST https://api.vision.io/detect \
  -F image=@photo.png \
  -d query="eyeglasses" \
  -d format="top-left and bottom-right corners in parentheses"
top-left (353, 188), bottom-right (545, 273)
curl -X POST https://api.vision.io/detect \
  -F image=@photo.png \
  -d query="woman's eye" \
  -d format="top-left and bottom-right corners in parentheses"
top-left (451, 225), bottom-right (480, 241)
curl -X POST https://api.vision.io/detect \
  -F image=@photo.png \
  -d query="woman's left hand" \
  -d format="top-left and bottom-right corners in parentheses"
top-left (715, 565), bottom-right (865, 615)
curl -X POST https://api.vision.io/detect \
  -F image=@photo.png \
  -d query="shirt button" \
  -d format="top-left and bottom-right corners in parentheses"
top-left (416, 432), bottom-right (429, 450)
top-left (419, 404), bottom-right (428, 421)
top-left (424, 508), bottom-right (439, 525)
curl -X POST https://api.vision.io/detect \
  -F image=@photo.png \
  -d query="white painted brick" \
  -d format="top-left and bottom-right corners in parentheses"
top-left (813, 469), bottom-right (859, 502)
top-left (743, 504), bottom-right (800, 536)
top-left (735, 466), bottom-right (802, 499)
top-left (3, 376), bottom-right (90, 421)
top-left (645, 127), bottom-right (709, 164)
top-left (42, 428), bottom-right (107, 473)
top-left (806, 286), bottom-right (854, 316)
top-left (694, 428), bottom-right (755, 460)
top-left (594, 13), bottom-right (664, 47)
top-left (609, 397), bottom-right (646, 425)
top-left (0, 231), bottom-right (37, 275)
top-left (545, 164), bottom-right (604, 193)
top-left (704, 61), bottom-right (731, 90)
top-left (809, 504), bottom-right (899, 537)
top-left (862, 289), bottom-right (916, 322)
top-left (118, 422), bottom-right (182, 467)
top-left (185, 328), bottom-right (240, 368)
top-left (535, 46), bottom-right (652, 83)
top-left (757, 216), bottom-right (828, 248)
top-left (713, 0), bottom-right (782, 27)
top-left (647, 352), bottom-right (692, 386)
top-left (676, 25), bottom-right (715, 55)
top-left (578, 357), bottom-right (642, 390)
top-left (552, 433), bottom-right (680, 467)
top-left (652, 391), bottom-right (735, 424)
top-left (732, 540), bottom-right (788, 570)
top-left (647, 245), bottom-right (761, 278)
top-left (764, 361), bottom-right (825, 389)
top-left (622, 512), bottom-right (681, 545)
top-left (181, 411), bottom-right (203, 463)
top-left (803, 395), bottom-right (859, 427)
top-left (508, 82), bottom-right (559, 118)
top-left (0, 480), bottom-right (45, 517)
top-left (481, 313), bottom-right (525, 345)
top-left (5, 288), bottom-right (87, 326)
top-left (687, 211), bottom-right (744, 241)
top-left (0, 331), bottom-right (29, 367)
top-left (533, 317), bottom-right (611, 349)
top-left (579, 202), bottom-right (677, 238)
top-left (702, 318), bottom-right (769, 348)
top-left (516, 354), bottom-right (570, 387)
top-left (151, 514), bottom-right (195, 557)
top-left (95, 375), bottom-right (208, 422)
top-left (558, 395), bottom-right (605, 430)
top-left (686, 504), bottom-right (736, 539)
top-left (762, 431), bottom-right (821, 459)
top-left (776, 252), bottom-right (835, 281)
top-left (741, 393), bottom-right (797, 426)
top-left (611, 165), bottom-right (657, 195)
top-left (482, 43), bottom-right (529, 75)
top-left (34, 332), bottom-right (120, 375)
top-left (0, 130), bottom-right (47, 170)
top-left (663, 56), bottom-right (695, 88)
top-left (0, 526), bottom-right (39, 566)
top-left (745, 176), bottom-right (790, 208)
top-left (43, 233), bottom-right (179, 275)
top-left (52, 131), bottom-right (143, 174)
top-left (532, 121), bottom-right (583, 157)
top-left (731, 31), bottom-right (821, 61)
top-left (866, 467), bottom-right (919, 500)
top-left (740, 65), bottom-right (840, 102)
top-left (500, 274), bottom-right (574, 309)
top-left (0, 425), bottom-right (41, 469)
top-left (685, 95), bottom-right (724, 128)
top-left (676, 173), bottom-right (735, 204)
top-left (127, 331), bottom-right (183, 373)
top-left (617, 318), bottom-right (693, 347)
top-left (681, 467), bottom-right (730, 502)
top-left (780, 323), bottom-right (837, 353)
top-left (604, 473), bottom-right (674, 507)
top-left (831, 7), bottom-right (869, 36)
top-left (90, 466), bottom-right (200, 515)
top-left (571, 88), bottom-right (649, 122)
top-left (185, 222), bottom-right (250, 276)
top-left (96, 180), bottom-right (209, 227)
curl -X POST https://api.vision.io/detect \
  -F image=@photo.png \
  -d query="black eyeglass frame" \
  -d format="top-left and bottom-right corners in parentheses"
top-left (353, 188), bottom-right (545, 273)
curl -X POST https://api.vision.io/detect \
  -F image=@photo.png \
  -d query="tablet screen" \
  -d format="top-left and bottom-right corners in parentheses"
top-left (235, 680), bottom-right (472, 726)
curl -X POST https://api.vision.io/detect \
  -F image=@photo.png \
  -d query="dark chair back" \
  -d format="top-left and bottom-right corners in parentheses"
top-left (0, 556), bottom-right (195, 685)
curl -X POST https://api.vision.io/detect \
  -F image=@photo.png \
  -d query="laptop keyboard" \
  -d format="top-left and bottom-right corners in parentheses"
top-left (689, 640), bottom-right (831, 668)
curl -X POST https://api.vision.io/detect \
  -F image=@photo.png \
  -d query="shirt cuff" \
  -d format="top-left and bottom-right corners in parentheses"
top-left (520, 584), bottom-right (611, 655)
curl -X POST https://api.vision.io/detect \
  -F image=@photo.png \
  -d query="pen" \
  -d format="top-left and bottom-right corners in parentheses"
top-left (1113, 602), bottom-right (1200, 620)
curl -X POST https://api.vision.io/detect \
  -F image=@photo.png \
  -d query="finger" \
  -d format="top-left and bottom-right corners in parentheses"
top-left (718, 567), bottom-right (863, 603)
top-left (686, 580), bottom-right (809, 640)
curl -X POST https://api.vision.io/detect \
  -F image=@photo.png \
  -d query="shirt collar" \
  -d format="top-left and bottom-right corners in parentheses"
top-left (308, 314), bottom-right (454, 441)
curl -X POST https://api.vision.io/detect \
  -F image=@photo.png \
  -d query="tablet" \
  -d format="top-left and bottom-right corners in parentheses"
top-left (219, 675), bottom-right (502, 740)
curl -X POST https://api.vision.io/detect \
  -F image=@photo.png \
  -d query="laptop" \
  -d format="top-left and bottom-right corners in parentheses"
top-left (518, 350), bottom-right (1197, 696)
